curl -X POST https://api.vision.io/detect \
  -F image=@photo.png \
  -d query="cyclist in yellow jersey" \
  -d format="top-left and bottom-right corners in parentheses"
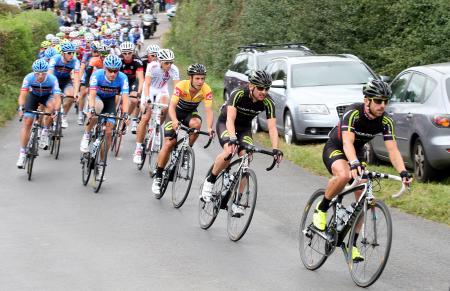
top-left (151, 64), bottom-right (215, 194)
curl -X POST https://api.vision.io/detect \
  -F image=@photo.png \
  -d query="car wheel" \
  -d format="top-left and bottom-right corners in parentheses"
top-left (284, 111), bottom-right (297, 145)
top-left (413, 138), bottom-right (437, 182)
top-left (251, 116), bottom-right (259, 134)
top-left (363, 142), bottom-right (378, 165)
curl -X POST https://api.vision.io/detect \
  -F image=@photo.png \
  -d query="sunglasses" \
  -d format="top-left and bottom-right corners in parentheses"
top-left (256, 86), bottom-right (270, 91)
top-left (107, 68), bottom-right (119, 73)
top-left (162, 61), bottom-right (173, 65)
top-left (122, 52), bottom-right (133, 55)
top-left (371, 98), bottom-right (389, 105)
top-left (149, 54), bottom-right (157, 57)
top-left (65, 52), bottom-right (75, 55)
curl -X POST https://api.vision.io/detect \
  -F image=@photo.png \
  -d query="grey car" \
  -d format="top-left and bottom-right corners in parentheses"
top-left (257, 55), bottom-right (380, 143)
top-left (365, 63), bottom-right (450, 181)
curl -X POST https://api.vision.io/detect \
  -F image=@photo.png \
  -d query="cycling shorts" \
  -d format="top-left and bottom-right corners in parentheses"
top-left (163, 108), bottom-right (202, 138)
top-left (24, 93), bottom-right (54, 118)
top-left (141, 86), bottom-right (169, 107)
top-left (216, 120), bottom-right (253, 150)
top-left (322, 139), bottom-right (365, 174)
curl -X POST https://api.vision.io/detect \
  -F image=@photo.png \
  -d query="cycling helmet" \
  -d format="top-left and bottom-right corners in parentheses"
top-left (59, 26), bottom-right (67, 32)
top-left (69, 31), bottom-right (79, 38)
top-left (85, 33), bottom-right (95, 42)
top-left (55, 32), bottom-right (64, 38)
top-left (44, 47), bottom-right (58, 59)
top-left (98, 44), bottom-right (110, 56)
top-left (72, 39), bottom-right (82, 49)
top-left (248, 70), bottom-right (272, 87)
top-left (51, 37), bottom-right (60, 45)
top-left (157, 49), bottom-right (175, 61)
top-left (61, 42), bottom-right (76, 53)
top-left (61, 38), bottom-right (70, 44)
top-left (363, 79), bottom-right (392, 98)
top-left (32, 58), bottom-right (49, 72)
top-left (121, 27), bottom-right (128, 33)
top-left (41, 40), bottom-right (51, 49)
top-left (54, 44), bottom-right (61, 54)
top-left (45, 34), bottom-right (54, 41)
top-left (119, 41), bottom-right (135, 53)
top-left (90, 40), bottom-right (101, 52)
top-left (103, 54), bottom-right (122, 69)
top-left (104, 28), bottom-right (112, 35)
top-left (146, 44), bottom-right (160, 54)
top-left (187, 63), bottom-right (207, 75)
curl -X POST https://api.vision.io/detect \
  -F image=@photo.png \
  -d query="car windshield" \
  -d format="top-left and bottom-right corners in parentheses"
top-left (291, 61), bottom-right (374, 87)
top-left (258, 51), bottom-right (310, 70)
top-left (446, 78), bottom-right (450, 103)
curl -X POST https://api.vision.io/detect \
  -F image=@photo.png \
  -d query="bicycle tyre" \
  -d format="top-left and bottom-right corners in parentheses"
top-left (148, 125), bottom-right (162, 177)
top-left (81, 152), bottom-right (92, 185)
top-left (226, 169), bottom-right (257, 242)
top-left (198, 159), bottom-right (241, 230)
top-left (171, 146), bottom-right (195, 209)
top-left (54, 114), bottom-right (62, 159)
top-left (348, 200), bottom-right (392, 287)
top-left (298, 189), bottom-right (332, 270)
top-left (137, 137), bottom-right (148, 171)
top-left (27, 129), bottom-right (38, 181)
top-left (93, 137), bottom-right (108, 193)
top-left (114, 130), bottom-right (123, 157)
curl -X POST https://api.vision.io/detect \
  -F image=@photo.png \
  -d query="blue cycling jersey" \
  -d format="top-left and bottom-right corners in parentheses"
top-left (48, 54), bottom-right (80, 80)
top-left (21, 73), bottom-right (61, 97)
top-left (90, 69), bottom-right (129, 99)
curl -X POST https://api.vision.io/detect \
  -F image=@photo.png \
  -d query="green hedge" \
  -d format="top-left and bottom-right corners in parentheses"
top-left (167, 0), bottom-right (450, 77)
top-left (0, 10), bottom-right (58, 126)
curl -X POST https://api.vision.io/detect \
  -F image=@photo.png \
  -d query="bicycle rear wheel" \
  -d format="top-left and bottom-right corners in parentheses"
top-left (148, 125), bottom-right (162, 177)
top-left (171, 147), bottom-right (195, 208)
top-left (348, 200), bottom-right (392, 287)
top-left (299, 189), bottom-right (335, 270)
top-left (198, 166), bottom-right (224, 230)
top-left (93, 138), bottom-right (108, 193)
top-left (81, 152), bottom-right (93, 185)
top-left (226, 169), bottom-right (257, 242)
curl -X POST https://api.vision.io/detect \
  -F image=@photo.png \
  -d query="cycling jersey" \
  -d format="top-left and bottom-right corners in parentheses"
top-left (145, 61), bottom-right (180, 89)
top-left (90, 69), bottom-right (129, 99)
top-left (171, 80), bottom-right (212, 112)
top-left (120, 57), bottom-right (143, 85)
top-left (48, 54), bottom-right (80, 81)
top-left (328, 103), bottom-right (396, 150)
top-left (218, 88), bottom-right (276, 129)
top-left (81, 50), bottom-right (93, 65)
top-left (21, 73), bottom-right (61, 97)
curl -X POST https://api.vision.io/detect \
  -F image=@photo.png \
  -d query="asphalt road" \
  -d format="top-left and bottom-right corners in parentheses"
top-left (0, 11), bottom-right (449, 291)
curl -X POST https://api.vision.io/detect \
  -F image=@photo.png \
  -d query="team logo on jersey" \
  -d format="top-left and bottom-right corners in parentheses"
top-left (205, 92), bottom-right (212, 100)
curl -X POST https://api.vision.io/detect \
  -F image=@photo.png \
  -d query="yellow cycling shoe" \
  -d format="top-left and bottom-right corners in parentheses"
top-left (312, 202), bottom-right (327, 231)
top-left (348, 246), bottom-right (364, 262)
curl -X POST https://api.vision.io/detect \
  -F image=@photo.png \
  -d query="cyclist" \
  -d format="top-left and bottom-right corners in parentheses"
top-left (151, 64), bottom-right (215, 194)
top-left (38, 40), bottom-right (51, 59)
top-left (315, 79), bottom-right (413, 261)
top-left (16, 59), bottom-right (61, 168)
top-left (141, 44), bottom-right (160, 73)
top-left (79, 54), bottom-right (129, 178)
top-left (119, 41), bottom-right (144, 133)
top-left (132, 49), bottom-right (180, 164)
top-left (48, 41), bottom-right (81, 129)
top-left (200, 70), bottom-right (283, 214)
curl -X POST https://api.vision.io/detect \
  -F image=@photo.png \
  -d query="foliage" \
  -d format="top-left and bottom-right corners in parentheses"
top-left (0, 2), bottom-right (20, 16)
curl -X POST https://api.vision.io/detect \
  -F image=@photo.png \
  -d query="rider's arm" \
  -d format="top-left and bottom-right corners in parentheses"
top-left (17, 90), bottom-right (27, 109)
top-left (47, 57), bottom-right (56, 75)
top-left (143, 75), bottom-right (151, 98)
top-left (168, 94), bottom-right (179, 124)
top-left (121, 75), bottom-right (130, 114)
top-left (266, 118), bottom-right (279, 149)
top-left (136, 60), bottom-right (144, 95)
top-left (342, 131), bottom-right (359, 162)
top-left (225, 106), bottom-right (237, 137)
top-left (51, 77), bottom-right (62, 110)
top-left (72, 60), bottom-right (81, 97)
top-left (385, 140), bottom-right (407, 173)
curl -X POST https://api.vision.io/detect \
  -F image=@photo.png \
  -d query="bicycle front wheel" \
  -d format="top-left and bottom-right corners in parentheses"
top-left (348, 200), bottom-right (392, 287)
top-left (148, 125), bottom-right (162, 177)
top-left (53, 115), bottom-right (62, 159)
top-left (226, 169), bottom-right (257, 242)
top-left (81, 152), bottom-right (92, 186)
top-left (27, 130), bottom-right (38, 181)
top-left (137, 137), bottom-right (148, 171)
top-left (172, 146), bottom-right (195, 208)
top-left (299, 189), bottom-right (333, 270)
top-left (93, 138), bottom-right (108, 193)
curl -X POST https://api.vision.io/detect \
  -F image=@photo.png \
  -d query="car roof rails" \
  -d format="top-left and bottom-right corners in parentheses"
top-left (238, 42), bottom-right (311, 52)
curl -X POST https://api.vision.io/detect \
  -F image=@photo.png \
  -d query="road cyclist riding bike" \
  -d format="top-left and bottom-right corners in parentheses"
top-left (133, 48), bottom-right (180, 165)
top-left (79, 54), bottom-right (130, 181)
top-left (16, 59), bottom-right (61, 169)
top-left (151, 63), bottom-right (215, 196)
top-left (311, 79), bottom-right (413, 262)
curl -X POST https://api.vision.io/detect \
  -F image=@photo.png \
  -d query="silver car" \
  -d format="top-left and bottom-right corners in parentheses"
top-left (256, 55), bottom-right (379, 143)
top-left (365, 63), bottom-right (450, 181)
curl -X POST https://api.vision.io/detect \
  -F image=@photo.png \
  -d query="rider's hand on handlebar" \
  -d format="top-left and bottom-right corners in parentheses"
top-left (208, 129), bottom-right (215, 138)
top-left (86, 107), bottom-right (96, 120)
top-left (227, 136), bottom-right (238, 156)
top-left (17, 105), bottom-right (24, 118)
top-left (172, 119), bottom-right (179, 131)
top-left (400, 170), bottom-right (413, 187)
top-left (349, 159), bottom-right (364, 180)
top-left (272, 148), bottom-right (283, 163)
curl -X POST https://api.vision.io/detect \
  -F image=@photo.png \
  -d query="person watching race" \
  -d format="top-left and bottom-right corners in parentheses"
top-left (16, 59), bottom-right (61, 168)
top-left (314, 79), bottom-right (413, 262)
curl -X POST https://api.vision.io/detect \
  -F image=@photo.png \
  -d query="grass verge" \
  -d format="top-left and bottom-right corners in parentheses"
top-left (166, 47), bottom-right (450, 226)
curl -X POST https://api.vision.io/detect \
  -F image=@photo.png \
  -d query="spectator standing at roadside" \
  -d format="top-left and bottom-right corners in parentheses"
top-left (48, 0), bottom-right (54, 11)
top-left (75, 0), bottom-right (82, 24)
top-left (68, 0), bottom-right (76, 22)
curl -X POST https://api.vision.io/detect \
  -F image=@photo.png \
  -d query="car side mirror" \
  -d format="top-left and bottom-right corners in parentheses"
top-left (380, 75), bottom-right (391, 82)
top-left (271, 79), bottom-right (286, 89)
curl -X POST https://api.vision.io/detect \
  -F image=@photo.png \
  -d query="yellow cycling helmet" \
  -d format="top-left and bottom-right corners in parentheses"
top-left (54, 44), bottom-right (62, 54)
top-left (41, 40), bottom-right (51, 49)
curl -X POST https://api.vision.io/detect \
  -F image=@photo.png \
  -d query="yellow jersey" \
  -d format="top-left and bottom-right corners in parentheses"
top-left (171, 80), bottom-right (213, 112)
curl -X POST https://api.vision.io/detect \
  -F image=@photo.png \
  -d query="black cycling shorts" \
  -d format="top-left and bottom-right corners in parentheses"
top-left (163, 108), bottom-right (202, 138)
top-left (96, 97), bottom-right (117, 125)
top-left (24, 93), bottom-right (53, 112)
top-left (322, 139), bottom-right (365, 174)
top-left (216, 120), bottom-right (253, 149)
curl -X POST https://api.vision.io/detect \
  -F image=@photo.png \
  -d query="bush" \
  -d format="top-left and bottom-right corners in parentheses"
top-left (0, 2), bottom-right (20, 16)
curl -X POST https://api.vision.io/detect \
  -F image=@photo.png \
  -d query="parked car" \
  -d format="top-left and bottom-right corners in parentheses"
top-left (257, 54), bottom-right (381, 143)
top-left (167, 5), bottom-right (176, 20)
top-left (364, 63), bottom-right (450, 181)
top-left (223, 43), bottom-right (314, 102)
top-left (3, 0), bottom-right (23, 8)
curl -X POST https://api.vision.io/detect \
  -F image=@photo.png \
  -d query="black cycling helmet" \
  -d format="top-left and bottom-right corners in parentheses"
top-left (363, 79), bottom-right (392, 98)
top-left (187, 63), bottom-right (207, 75)
top-left (248, 70), bottom-right (272, 87)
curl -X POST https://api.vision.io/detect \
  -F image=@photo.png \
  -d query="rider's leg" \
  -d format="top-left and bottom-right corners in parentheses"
top-left (187, 115), bottom-right (202, 146)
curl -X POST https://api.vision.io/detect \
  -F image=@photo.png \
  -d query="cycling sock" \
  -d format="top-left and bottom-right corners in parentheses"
top-left (353, 233), bottom-right (359, 246)
top-left (156, 167), bottom-right (164, 178)
top-left (136, 142), bottom-right (142, 149)
top-left (207, 173), bottom-right (217, 183)
top-left (20, 147), bottom-right (26, 153)
top-left (318, 197), bottom-right (331, 212)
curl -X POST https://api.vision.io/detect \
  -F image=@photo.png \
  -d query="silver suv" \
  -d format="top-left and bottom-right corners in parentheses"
top-left (257, 55), bottom-right (380, 143)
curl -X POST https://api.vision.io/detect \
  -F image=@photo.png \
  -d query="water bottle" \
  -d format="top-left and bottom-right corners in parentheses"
top-left (91, 139), bottom-right (100, 155)
top-left (336, 204), bottom-right (349, 232)
top-left (223, 172), bottom-right (230, 189)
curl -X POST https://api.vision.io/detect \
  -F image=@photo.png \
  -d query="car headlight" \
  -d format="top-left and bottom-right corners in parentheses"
top-left (299, 104), bottom-right (329, 114)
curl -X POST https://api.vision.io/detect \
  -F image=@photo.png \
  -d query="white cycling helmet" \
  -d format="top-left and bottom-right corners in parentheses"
top-left (119, 41), bottom-right (135, 53)
top-left (51, 37), bottom-right (60, 45)
top-left (45, 34), bottom-right (55, 41)
top-left (69, 31), bottom-right (79, 38)
top-left (157, 49), bottom-right (175, 61)
top-left (146, 44), bottom-right (160, 54)
top-left (84, 33), bottom-right (94, 42)
top-left (72, 39), bottom-right (82, 49)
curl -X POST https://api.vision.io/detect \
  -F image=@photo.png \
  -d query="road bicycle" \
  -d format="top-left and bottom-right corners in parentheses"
top-left (81, 113), bottom-right (125, 193)
top-left (48, 110), bottom-right (63, 159)
top-left (298, 170), bottom-right (407, 287)
top-left (20, 110), bottom-right (51, 181)
top-left (198, 144), bottom-right (278, 241)
top-left (110, 99), bottom-right (126, 157)
top-left (155, 124), bottom-right (212, 209)
top-left (136, 101), bottom-right (168, 176)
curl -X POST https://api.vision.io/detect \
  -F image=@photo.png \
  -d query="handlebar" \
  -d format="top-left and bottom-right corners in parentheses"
top-left (174, 124), bottom-right (214, 149)
top-left (19, 110), bottom-right (52, 122)
top-left (86, 113), bottom-right (125, 126)
top-left (224, 143), bottom-right (278, 171)
top-left (345, 170), bottom-right (409, 198)
top-left (146, 99), bottom-right (168, 109)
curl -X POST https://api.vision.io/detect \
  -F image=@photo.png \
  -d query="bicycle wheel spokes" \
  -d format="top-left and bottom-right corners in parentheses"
top-left (172, 147), bottom-right (195, 208)
top-left (93, 138), bottom-right (108, 193)
top-left (226, 170), bottom-right (257, 242)
top-left (198, 169), bottom-right (225, 230)
top-left (299, 189), bottom-right (332, 270)
top-left (81, 152), bottom-right (92, 186)
top-left (349, 201), bottom-right (392, 287)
